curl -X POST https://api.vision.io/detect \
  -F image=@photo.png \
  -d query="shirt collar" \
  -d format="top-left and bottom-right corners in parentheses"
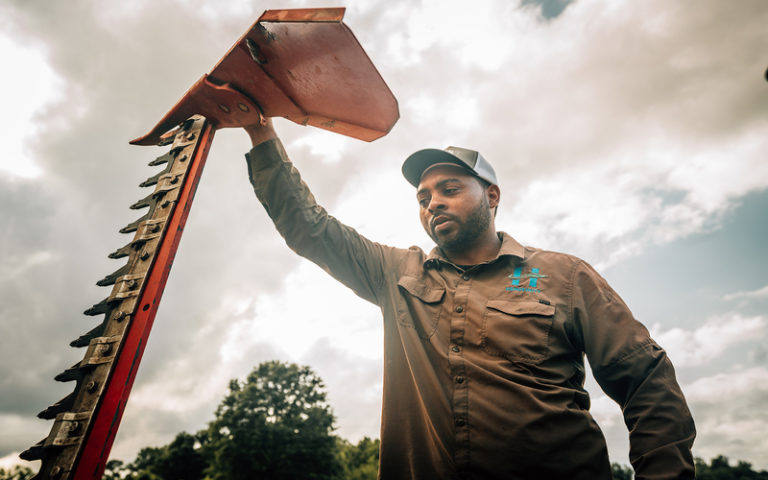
top-left (423, 232), bottom-right (526, 268)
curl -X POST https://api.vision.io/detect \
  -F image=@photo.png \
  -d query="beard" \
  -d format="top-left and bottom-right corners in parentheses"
top-left (429, 193), bottom-right (492, 254)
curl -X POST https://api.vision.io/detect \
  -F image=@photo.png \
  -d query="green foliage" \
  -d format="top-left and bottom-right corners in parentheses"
top-left (126, 431), bottom-right (207, 480)
top-left (695, 455), bottom-right (768, 480)
top-left (337, 437), bottom-right (380, 480)
top-left (0, 466), bottom-right (34, 480)
top-left (113, 361), bottom-right (346, 480)
top-left (611, 462), bottom-right (633, 480)
top-left (102, 459), bottom-right (129, 480)
top-left (203, 361), bottom-right (341, 480)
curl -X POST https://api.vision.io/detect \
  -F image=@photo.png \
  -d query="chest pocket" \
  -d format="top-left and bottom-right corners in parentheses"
top-left (396, 276), bottom-right (445, 340)
top-left (481, 300), bottom-right (556, 363)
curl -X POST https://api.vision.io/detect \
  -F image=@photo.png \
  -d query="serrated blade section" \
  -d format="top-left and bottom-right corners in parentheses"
top-left (24, 115), bottom-right (215, 479)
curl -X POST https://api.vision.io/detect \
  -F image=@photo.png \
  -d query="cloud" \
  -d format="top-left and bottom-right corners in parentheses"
top-left (1, 0), bottom-right (767, 471)
top-left (723, 285), bottom-right (768, 302)
top-left (651, 314), bottom-right (767, 367)
top-left (0, 35), bottom-right (62, 178)
top-left (685, 367), bottom-right (768, 467)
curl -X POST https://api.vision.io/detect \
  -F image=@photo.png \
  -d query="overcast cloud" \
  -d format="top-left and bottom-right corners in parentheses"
top-left (1, 0), bottom-right (767, 472)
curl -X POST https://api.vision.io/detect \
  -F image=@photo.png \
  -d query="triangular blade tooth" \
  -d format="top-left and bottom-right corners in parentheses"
top-left (96, 263), bottom-right (130, 287)
top-left (108, 243), bottom-right (133, 259)
top-left (19, 439), bottom-right (45, 461)
top-left (139, 167), bottom-right (169, 188)
top-left (148, 151), bottom-right (174, 166)
top-left (70, 322), bottom-right (107, 348)
top-left (37, 391), bottom-right (76, 419)
top-left (83, 298), bottom-right (110, 316)
top-left (55, 362), bottom-right (83, 382)
top-left (130, 191), bottom-right (155, 210)
top-left (119, 212), bottom-right (149, 234)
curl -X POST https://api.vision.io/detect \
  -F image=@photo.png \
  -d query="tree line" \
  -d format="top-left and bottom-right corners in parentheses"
top-left (4, 361), bottom-right (766, 479)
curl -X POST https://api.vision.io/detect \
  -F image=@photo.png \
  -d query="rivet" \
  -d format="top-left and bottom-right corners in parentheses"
top-left (179, 154), bottom-right (188, 162)
top-left (126, 279), bottom-right (138, 289)
top-left (50, 466), bottom-right (61, 477)
top-left (170, 176), bottom-right (179, 184)
top-left (150, 224), bottom-right (161, 233)
top-left (187, 133), bottom-right (196, 140)
top-left (140, 251), bottom-right (151, 261)
top-left (86, 380), bottom-right (98, 392)
top-left (161, 200), bottom-right (171, 209)
top-left (114, 311), bottom-right (126, 322)
top-left (100, 344), bottom-right (113, 356)
top-left (218, 104), bottom-right (230, 113)
top-left (237, 103), bottom-right (249, 112)
top-left (68, 421), bottom-right (80, 433)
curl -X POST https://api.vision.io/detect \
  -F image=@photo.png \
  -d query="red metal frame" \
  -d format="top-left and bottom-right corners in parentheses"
top-left (130, 7), bottom-right (398, 146)
top-left (72, 122), bottom-right (216, 479)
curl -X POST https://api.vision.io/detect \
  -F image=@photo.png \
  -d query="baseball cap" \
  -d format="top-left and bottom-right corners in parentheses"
top-left (402, 146), bottom-right (498, 188)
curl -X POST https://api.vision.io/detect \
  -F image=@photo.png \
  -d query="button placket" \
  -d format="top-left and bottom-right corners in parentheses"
top-left (448, 277), bottom-right (471, 470)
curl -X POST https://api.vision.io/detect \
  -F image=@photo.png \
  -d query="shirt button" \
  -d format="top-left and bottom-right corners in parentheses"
top-left (455, 417), bottom-right (466, 427)
top-left (456, 376), bottom-right (465, 384)
top-left (462, 274), bottom-right (470, 281)
top-left (451, 345), bottom-right (460, 353)
top-left (455, 305), bottom-right (463, 313)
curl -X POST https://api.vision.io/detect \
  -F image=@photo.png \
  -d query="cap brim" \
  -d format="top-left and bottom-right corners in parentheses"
top-left (402, 149), bottom-right (470, 187)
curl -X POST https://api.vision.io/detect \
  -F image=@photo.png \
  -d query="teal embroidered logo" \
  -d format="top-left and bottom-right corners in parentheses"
top-left (506, 267), bottom-right (547, 293)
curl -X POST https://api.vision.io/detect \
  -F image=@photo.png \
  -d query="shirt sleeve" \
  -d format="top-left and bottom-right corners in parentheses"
top-left (570, 260), bottom-right (696, 480)
top-left (245, 138), bottom-right (397, 305)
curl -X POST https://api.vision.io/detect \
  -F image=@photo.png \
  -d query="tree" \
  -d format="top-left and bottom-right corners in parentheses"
top-left (695, 455), bottom-right (768, 480)
top-left (0, 466), bottom-right (34, 480)
top-left (337, 436), bottom-right (380, 480)
top-left (611, 462), bottom-right (633, 480)
top-left (202, 361), bottom-right (341, 480)
top-left (125, 431), bottom-right (207, 480)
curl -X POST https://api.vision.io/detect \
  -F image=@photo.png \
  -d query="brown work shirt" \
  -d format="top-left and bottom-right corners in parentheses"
top-left (246, 139), bottom-right (696, 480)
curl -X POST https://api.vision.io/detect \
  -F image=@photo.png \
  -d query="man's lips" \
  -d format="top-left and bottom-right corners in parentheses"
top-left (431, 215), bottom-right (455, 233)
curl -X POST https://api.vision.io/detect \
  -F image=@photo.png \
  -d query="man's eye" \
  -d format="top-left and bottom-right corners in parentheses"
top-left (418, 198), bottom-right (429, 207)
top-left (444, 188), bottom-right (459, 194)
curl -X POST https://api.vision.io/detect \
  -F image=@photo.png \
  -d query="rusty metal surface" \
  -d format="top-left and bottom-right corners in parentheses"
top-left (22, 116), bottom-right (215, 479)
top-left (131, 7), bottom-right (398, 145)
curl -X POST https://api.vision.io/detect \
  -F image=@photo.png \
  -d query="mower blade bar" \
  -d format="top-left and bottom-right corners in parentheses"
top-left (22, 115), bottom-right (214, 480)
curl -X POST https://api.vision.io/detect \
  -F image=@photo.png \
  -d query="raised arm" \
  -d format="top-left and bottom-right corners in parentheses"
top-left (241, 121), bottom-right (398, 305)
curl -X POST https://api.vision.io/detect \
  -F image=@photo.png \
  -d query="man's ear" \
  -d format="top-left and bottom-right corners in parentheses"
top-left (486, 184), bottom-right (500, 209)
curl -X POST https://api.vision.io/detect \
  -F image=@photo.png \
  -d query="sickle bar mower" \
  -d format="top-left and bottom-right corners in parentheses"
top-left (21, 8), bottom-right (398, 479)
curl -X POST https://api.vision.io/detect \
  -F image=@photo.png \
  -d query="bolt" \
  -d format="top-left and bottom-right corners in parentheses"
top-left (68, 421), bottom-right (80, 434)
top-left (161, 200), bottom-right (171, 209)
top-left (179, 154), bottom-right (188, 162)
top-left (170, 176), bottom-right (179, 184)
top-left (126, 279), bottom-right (138, 289)
top-left (187, 133), bottom-right (196, 141)
top-left (218, 104), bottom-right (230, 113)
top-left (99, 344), bottom-right (113, 356)
top-left (50, 466), bottom-right (61, 477)
top-left (140, 251), bottom-right (151, 261)
top-left (114, 311), bottom-right (126, 322)
top-left (86, 380), bottom-right (98, 393)
top-left (150, 223), bottom-right (161, 233)
top-left (237, 103), bottom-right (249, 112)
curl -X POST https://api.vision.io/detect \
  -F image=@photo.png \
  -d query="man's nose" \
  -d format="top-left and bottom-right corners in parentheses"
top-left (427, 196), bottom-right (446, 214)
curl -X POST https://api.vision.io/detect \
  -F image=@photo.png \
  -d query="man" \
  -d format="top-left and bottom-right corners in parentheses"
top-left (242, 119), bottom-right (696, 479)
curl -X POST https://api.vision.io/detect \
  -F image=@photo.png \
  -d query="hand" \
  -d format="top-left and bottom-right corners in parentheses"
top-left (243, 116), bottom-right (277, 146)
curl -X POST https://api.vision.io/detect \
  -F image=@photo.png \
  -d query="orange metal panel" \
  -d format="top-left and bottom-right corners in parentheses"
top-left (259, 7), bottom-right (345, 22)
top-left (132, 7), bottom-right (398, 145)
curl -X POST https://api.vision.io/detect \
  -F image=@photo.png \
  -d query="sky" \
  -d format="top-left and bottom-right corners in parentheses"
top-left (1, 0), bottom-right (767, 472)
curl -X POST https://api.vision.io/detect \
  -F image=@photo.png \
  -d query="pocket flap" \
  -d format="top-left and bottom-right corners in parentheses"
top-left (486, 300), bottom-right (555, 317)
top-left (397, 276), bottom-right (445, 303)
